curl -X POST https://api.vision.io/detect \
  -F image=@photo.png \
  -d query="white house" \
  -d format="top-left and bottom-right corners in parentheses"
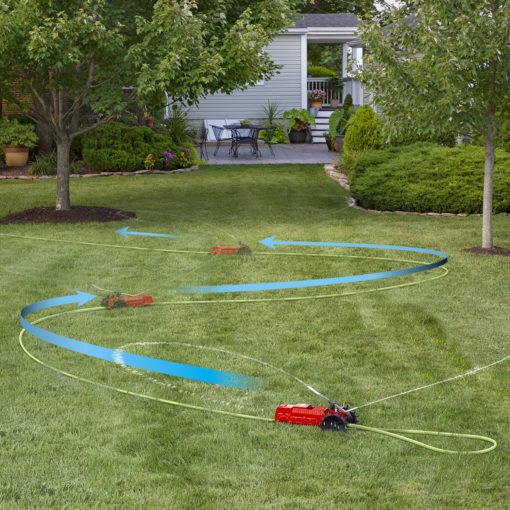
top-left (183, 14), bottom-right (365, 131)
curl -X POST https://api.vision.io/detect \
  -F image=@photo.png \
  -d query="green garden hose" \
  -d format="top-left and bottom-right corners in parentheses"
top-left (6, 231), bottom-right (498, 454)
top-left (19, 306), bottom-right (497, 455)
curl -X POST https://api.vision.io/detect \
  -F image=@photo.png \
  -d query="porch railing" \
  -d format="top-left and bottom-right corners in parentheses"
top-left (307, 77), bottom-right (361, 106)
top-left (307, 77), bottom-right (340, 106)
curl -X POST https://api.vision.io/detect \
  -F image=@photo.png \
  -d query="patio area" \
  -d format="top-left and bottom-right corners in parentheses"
top-left (201, 142), bottom-right (337, 165)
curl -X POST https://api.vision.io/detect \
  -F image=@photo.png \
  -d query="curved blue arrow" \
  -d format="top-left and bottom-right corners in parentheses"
top-left (116, 226), bottom-right (177, 238)
top-left (183, 237), bottom-right (447, 294)
top-left (21, 291), bottom-right (260, 391)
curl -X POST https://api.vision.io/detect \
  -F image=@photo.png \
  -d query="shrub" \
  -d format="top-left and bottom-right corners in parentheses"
top-left (342, 94), bottom-right (353, 110)
top-left (0, 118), bottom-right (38, 147)
top-left (162, 105), bottom-right (196, 145)
top-left (385, 127), bottom-right (457, 148)
top-left (344, 105), bottom-right (383, 155)
top-left (29, 152), bottom-right (78, 175)
top-left (338, 151), bottom-right (362, 175)
top-left (259, 124), bottom-right (289, 144)
top-left (348, 143), bottom-right (510, 214)
top-left (307, 66), bottom-right (338, 78)
top-left (79, 122), bottom-right (197, 172)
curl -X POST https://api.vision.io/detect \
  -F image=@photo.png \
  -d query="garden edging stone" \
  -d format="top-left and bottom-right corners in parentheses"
top-left (0, 165), bottom-right (199, 180)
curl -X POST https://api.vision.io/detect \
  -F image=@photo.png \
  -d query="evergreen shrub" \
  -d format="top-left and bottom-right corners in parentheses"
top-left (344, 105), bottom-right (383, 155)
top-left (349, 143), bottom-right (510, 214)
top-left (79, 122), bottom-right (197, 172)
top-left (307, 66), bottom-right (338, 78)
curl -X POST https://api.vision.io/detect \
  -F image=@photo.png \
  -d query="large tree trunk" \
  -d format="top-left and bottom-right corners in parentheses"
top-left (56, 137), bottom-right (72, 211)
top-left (33, 99), bottom-right (54, 155)
top-left (482, 135), bottom-right (495, 249)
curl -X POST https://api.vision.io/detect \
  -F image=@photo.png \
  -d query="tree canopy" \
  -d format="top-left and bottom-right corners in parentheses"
top-left (0, 0), bottom-right (295, 209)
top-left (357, 0), bottom-right (510, 248)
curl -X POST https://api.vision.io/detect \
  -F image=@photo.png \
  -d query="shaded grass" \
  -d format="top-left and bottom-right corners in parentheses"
top-left (0, 164), bottom-right (509, 509)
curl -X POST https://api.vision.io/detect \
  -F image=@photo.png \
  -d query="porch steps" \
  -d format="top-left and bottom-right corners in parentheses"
top-left (311, 109), bottom-right (335, 143)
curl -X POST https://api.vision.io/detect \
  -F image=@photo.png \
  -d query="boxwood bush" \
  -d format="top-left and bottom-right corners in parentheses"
top-left (79, 122), bottom-right (197, 172)
top-left (349, 143), bottom-right (510, 214)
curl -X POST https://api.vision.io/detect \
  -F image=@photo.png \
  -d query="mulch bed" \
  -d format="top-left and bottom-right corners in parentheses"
top-left (464, 246), bottom-right (510, 256)
top-left (0, 206), bottom-right (136, 225)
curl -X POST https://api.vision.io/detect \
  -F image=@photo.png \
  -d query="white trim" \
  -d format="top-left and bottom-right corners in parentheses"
top-left (286, 27), bottom-right (309, 35)
top-left (287, 26), bottom-right (359, 43)
top-left (300, 34), bottom-right (307, 109)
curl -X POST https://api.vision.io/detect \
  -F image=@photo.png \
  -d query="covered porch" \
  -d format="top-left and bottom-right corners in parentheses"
top-left (290, 13), bottom-right (365, 108)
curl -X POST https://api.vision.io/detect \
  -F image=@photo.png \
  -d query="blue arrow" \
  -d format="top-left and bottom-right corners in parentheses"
top-left (182, 238), bottom-right (447, 294)
top-left (116, 226), bottom-right (177, 238)
top-left (21, 290), bottom-right (97, 315)
top-left (21, 292), bottom-right (260, 391)
top-left (259, 236), bottom-right (447, 258)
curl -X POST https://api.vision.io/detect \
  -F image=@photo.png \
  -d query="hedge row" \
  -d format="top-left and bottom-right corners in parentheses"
top-left (349, 143), bottom-right (510, 214)
top-left (76, 122), bottom-right (198, 172)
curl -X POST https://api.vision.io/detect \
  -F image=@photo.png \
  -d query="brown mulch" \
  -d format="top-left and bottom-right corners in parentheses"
top-left (0, 206), bottom-right (136, 224)
top-left (0, 165), bottom-right (29, 176)
top-left (464, 246), bottom-right (510, 256)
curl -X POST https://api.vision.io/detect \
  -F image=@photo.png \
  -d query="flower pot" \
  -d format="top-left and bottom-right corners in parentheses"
top-left (330, 98), bottom-right (339, 109)
top-left (145, 117), bottom-right (154, 127)
top-left (311, 100), bottom-right (323, 109)
top-left (3, 145), bottom-right (29, 167)
top-left (335, 134), bottom-right (345, 153)
top-left (289, 130), bottom-right (308, 143)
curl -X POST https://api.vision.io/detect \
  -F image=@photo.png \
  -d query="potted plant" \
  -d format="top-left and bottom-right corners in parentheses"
top-left (327, 102), bottom-right (356, 152)
top-left (0, 118), bottom-right (38, 166)
top-left (308, 89), bottom-right (327, 109)
top-left (282, 108), bottom-right (315, 143)
top-left (329, 78), bottom-right (343, 109)
top-left (144, 113), bottom-right (154, 127)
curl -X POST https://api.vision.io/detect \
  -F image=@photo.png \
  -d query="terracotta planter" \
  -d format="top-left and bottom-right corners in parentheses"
top-left (145, 117), bottom-right (154, 127)
top-left (3, 145), bottom-right (29, 167)
top-left (311, 100), bottom-right (323, 109)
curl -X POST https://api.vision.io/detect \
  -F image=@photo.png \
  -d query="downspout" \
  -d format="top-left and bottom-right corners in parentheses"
top-left (301, 33), bottom-right (308, 109)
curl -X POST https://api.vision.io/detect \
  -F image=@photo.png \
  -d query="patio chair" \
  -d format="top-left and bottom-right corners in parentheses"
top-left (211, 125), bottom-right (234, 156)
top-left (231, 127), bottom-right (260, 158)
top-left (195, 126), bottom-right (209, 160)
top-left (258, 126), bottom-right (277, 157)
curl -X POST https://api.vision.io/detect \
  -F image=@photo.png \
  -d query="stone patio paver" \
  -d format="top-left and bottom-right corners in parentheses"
top-left (203, 142), bottom-right (337, 165)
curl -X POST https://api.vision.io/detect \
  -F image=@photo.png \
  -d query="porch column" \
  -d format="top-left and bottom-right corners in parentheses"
top-left (342, 43), bottom-right (349, 102)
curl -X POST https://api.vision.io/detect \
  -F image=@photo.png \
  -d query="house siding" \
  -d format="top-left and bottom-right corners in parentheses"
top-left (185, 34), bottom-right (303, 121)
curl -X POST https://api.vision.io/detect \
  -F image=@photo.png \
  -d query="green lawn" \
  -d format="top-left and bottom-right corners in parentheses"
top-left (0, 164), bottom-right (509, 509)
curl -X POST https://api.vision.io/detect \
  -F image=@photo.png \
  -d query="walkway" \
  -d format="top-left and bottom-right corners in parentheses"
top-left (202, 142), bottom-right (337, 165)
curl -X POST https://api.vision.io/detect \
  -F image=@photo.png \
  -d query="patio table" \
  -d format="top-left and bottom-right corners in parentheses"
top-left (223, 124), bottom-right (265, 158)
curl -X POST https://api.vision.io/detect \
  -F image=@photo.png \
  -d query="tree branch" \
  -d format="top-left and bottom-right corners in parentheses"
top-left (70, 113), bottom-right (115, 139)
top-left (86, 57), bottom-right (95, 89)
top-left (89, 71), bottom-right (119, 89)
